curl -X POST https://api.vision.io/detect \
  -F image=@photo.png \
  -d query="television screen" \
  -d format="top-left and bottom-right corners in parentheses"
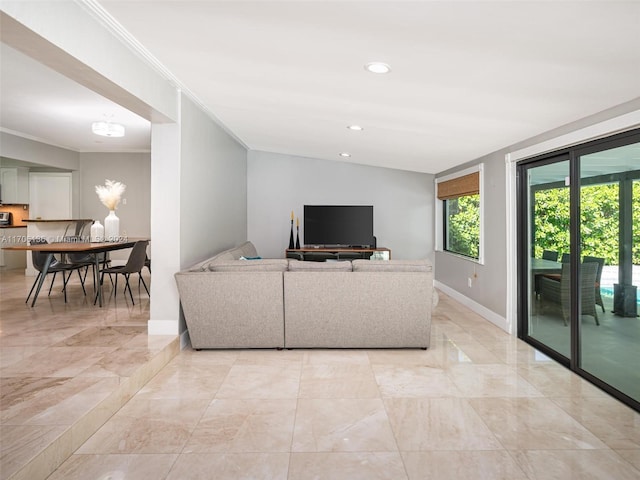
top-left (303, 205), bottom-right (374, 247)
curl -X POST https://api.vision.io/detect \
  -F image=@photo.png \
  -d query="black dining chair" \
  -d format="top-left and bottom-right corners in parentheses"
top-left (97, 240), bottom-right (150, 305)
top-left (139, 253), bottom-right (151, 293)
top-left (26, 239), bottom-right (87, 305)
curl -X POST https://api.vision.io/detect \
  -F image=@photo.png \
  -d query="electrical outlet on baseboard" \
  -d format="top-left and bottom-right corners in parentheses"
top-left (468, 277), bottom-right (473, 288)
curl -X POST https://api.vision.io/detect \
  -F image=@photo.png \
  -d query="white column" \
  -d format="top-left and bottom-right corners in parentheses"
top-left (148, 122), bottom-right (182, 336)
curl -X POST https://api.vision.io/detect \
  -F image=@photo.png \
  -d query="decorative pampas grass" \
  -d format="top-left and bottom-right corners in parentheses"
top-left (95, 179), bottom-right (126, 210)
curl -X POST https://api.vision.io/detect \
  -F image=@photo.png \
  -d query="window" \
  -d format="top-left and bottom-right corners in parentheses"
top-left (436, 165), bottom-right (483, 261)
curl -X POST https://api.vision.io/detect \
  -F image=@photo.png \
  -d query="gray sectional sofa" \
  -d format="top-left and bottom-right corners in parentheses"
top-left (174, 241), bottom-right (434, 350)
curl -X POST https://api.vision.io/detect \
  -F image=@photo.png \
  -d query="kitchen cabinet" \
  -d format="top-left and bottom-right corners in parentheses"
top-left (0, 227), bottom-right (27, 269)
top-left (0, 167), bottom-right (30, 204)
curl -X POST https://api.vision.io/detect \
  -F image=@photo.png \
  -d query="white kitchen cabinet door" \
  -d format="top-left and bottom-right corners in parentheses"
top-left (29, 172), bottom-right (72, 219)
top-left (1, 167), bottom-right (29, 204)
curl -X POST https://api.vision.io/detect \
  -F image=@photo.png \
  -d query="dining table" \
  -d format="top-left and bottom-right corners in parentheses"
top-left (530, 257), bottom-right (563, 275)
top-left (2, 238), bottom-right (148, 307)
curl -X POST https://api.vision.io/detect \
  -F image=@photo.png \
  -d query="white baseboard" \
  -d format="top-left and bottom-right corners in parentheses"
top-left (434, 280), bottom-right (512, 334)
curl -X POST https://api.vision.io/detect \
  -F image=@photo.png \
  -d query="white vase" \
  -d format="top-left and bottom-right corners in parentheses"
top-left (90, 220), bottom-right (104, 242)
top-left (104, 210), bottom-right (120, 242)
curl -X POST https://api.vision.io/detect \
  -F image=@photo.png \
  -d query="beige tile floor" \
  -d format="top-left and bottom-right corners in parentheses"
top-left (0, 268), bottom-right (178, 480)
top-left (2, 268), bottom-right (640, 479)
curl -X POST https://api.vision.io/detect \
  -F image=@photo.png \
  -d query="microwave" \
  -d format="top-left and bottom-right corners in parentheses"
top-left (0, 212), bottom-right (12, 225)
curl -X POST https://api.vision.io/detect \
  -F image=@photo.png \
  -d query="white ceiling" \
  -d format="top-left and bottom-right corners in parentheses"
top-left (1, 1), bottom-right (640, 174)
top-left (0, 43), bottom-right (151, 153)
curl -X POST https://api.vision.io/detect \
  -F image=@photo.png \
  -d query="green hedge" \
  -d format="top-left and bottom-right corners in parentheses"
top-left (534, 182), bottom-right (640, 265)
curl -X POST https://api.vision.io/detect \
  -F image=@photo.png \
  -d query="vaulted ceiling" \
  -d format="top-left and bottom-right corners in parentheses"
top-left (2, 1), bottom-right (639, 174)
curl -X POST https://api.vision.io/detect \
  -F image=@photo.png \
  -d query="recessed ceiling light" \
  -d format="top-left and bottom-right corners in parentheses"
top-left (364, 62), bottom-right (391, 74)
top-left (347, 125), bottom-right (363, 131)
top-left (339, 152), bottom-right (351, 157)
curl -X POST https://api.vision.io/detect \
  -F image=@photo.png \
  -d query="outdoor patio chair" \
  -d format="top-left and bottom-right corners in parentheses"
top-left (539, 261), bottom-right (599, 326)
top-left (583, 255), bottom-right (605, 313)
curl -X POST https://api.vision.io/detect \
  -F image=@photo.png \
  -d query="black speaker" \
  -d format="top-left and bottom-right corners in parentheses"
top-left (612, 284), bottom-right (638, 317)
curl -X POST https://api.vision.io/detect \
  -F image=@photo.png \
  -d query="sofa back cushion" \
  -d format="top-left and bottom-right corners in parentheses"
top-left (288, 259), bottom-right (353, 271)
top-left (208, 259), bottom-right (288, 272)
top-left (352, 259), bottom-right (432, 272)
top-left (237, 241), bottom-right (259, 259)
top-left (188, 241), bottom-right (259, 271)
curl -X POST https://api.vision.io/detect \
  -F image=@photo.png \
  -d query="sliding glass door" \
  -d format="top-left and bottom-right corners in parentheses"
top-left (578, 141), bottom-right (640, 404)
top-left (518, 129), bottom-right (640, 412)
top-left (521, 157), bottom-right (571, 358)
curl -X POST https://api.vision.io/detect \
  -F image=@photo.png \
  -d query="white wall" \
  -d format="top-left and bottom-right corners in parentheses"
top-left (149, 94), bottom-right (248, 337)
top-left (248, 150), bottom-right (434, 260)
top-left (179, 96), bottom-right (248, 269)
top-left (0, 132), bottom-right (79, 170)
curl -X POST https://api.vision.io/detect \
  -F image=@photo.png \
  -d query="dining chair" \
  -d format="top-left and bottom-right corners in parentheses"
top-left (96, 240), bottom-right (149, 305)
top-left (583, 255), bottom-right (606, 312)
top-left (26, 239), bottom-right (86, 305)
top-left (138, 253), bottom-right (151, 292)
top-left (539, 261), bottom-right (599, 326)
top-left (534, 250), bottom-right (560, 296)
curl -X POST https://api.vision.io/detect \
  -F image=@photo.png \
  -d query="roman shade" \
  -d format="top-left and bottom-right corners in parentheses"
top-left (437, 172), bottom-right (479, 200)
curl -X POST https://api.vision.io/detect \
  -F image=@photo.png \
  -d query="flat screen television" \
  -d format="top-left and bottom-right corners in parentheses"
top-left (303, 205), bottom-right (374, 248)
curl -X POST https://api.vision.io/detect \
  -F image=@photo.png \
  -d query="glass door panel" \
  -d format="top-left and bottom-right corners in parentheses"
top-left (579, 142), bottom-right (640, 403)
top-left (525, 159), bottom-right (571, 357)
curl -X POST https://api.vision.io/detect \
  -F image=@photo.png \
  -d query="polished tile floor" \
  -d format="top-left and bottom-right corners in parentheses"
top-left (2, 268), bottom-right (640, 479)
top-left (0, 268), bottom-right (178, 480)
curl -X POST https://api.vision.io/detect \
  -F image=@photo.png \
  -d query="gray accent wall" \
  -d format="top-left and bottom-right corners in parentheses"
top-left (435, 151), bottom-right (508, 318)
top-left (179, 95), bottom-right (248, 269)
top-left (79, 152), bottom-right (151, 262)
top-left (435, 98), bottom-right (640, 326)
top-left (247, 150), bottom-right (434, 260)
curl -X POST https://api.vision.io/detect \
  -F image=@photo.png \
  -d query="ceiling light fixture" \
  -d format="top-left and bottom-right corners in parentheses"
top-left (92, 118), bottom-right (125, 137)
top-left (364, 62), bottom-right (391, 74)
top-left (347, 125), bottom-right (363, 131)
top-left (339, 152), bottom-right (351, 157)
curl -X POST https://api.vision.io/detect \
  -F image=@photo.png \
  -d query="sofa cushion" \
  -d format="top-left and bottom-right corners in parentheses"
top-left (188, 256), bottom-right (218, 272)
top-left (208, 259), bottom-right (288, 272)
top-left (190, 241), bottom-right (260, 271)
top-left (288, 259), bottom-right (353, 271)
top-left (213, 250), bottom-right (237, 262)
top-left (238, 241), bottom-right (259, 259)
top-left (352, 259), bottom-right (432, 272)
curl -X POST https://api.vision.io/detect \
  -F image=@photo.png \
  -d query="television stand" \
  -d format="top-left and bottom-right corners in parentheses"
top-left (286, 247), bottom-right (391, 261)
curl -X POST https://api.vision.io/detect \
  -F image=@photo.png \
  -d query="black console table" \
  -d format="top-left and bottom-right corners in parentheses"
top-left (286, 247), bottom-right (391, 261)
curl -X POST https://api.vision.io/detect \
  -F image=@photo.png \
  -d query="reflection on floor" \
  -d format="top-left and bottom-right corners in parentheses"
top-left (531, 293), bottom-right (640, 401)
top-left (2, 269), bottom-right (640, 479)
top-left (0, 268), bottom-right (178, 480)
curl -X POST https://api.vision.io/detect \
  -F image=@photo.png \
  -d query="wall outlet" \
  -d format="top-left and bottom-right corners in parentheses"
top-left (468, 277), bottom-right (473, 288)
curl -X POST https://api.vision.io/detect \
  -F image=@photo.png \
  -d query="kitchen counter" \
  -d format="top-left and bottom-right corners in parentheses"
top-left (23, 218), bottom-right (94, 223)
